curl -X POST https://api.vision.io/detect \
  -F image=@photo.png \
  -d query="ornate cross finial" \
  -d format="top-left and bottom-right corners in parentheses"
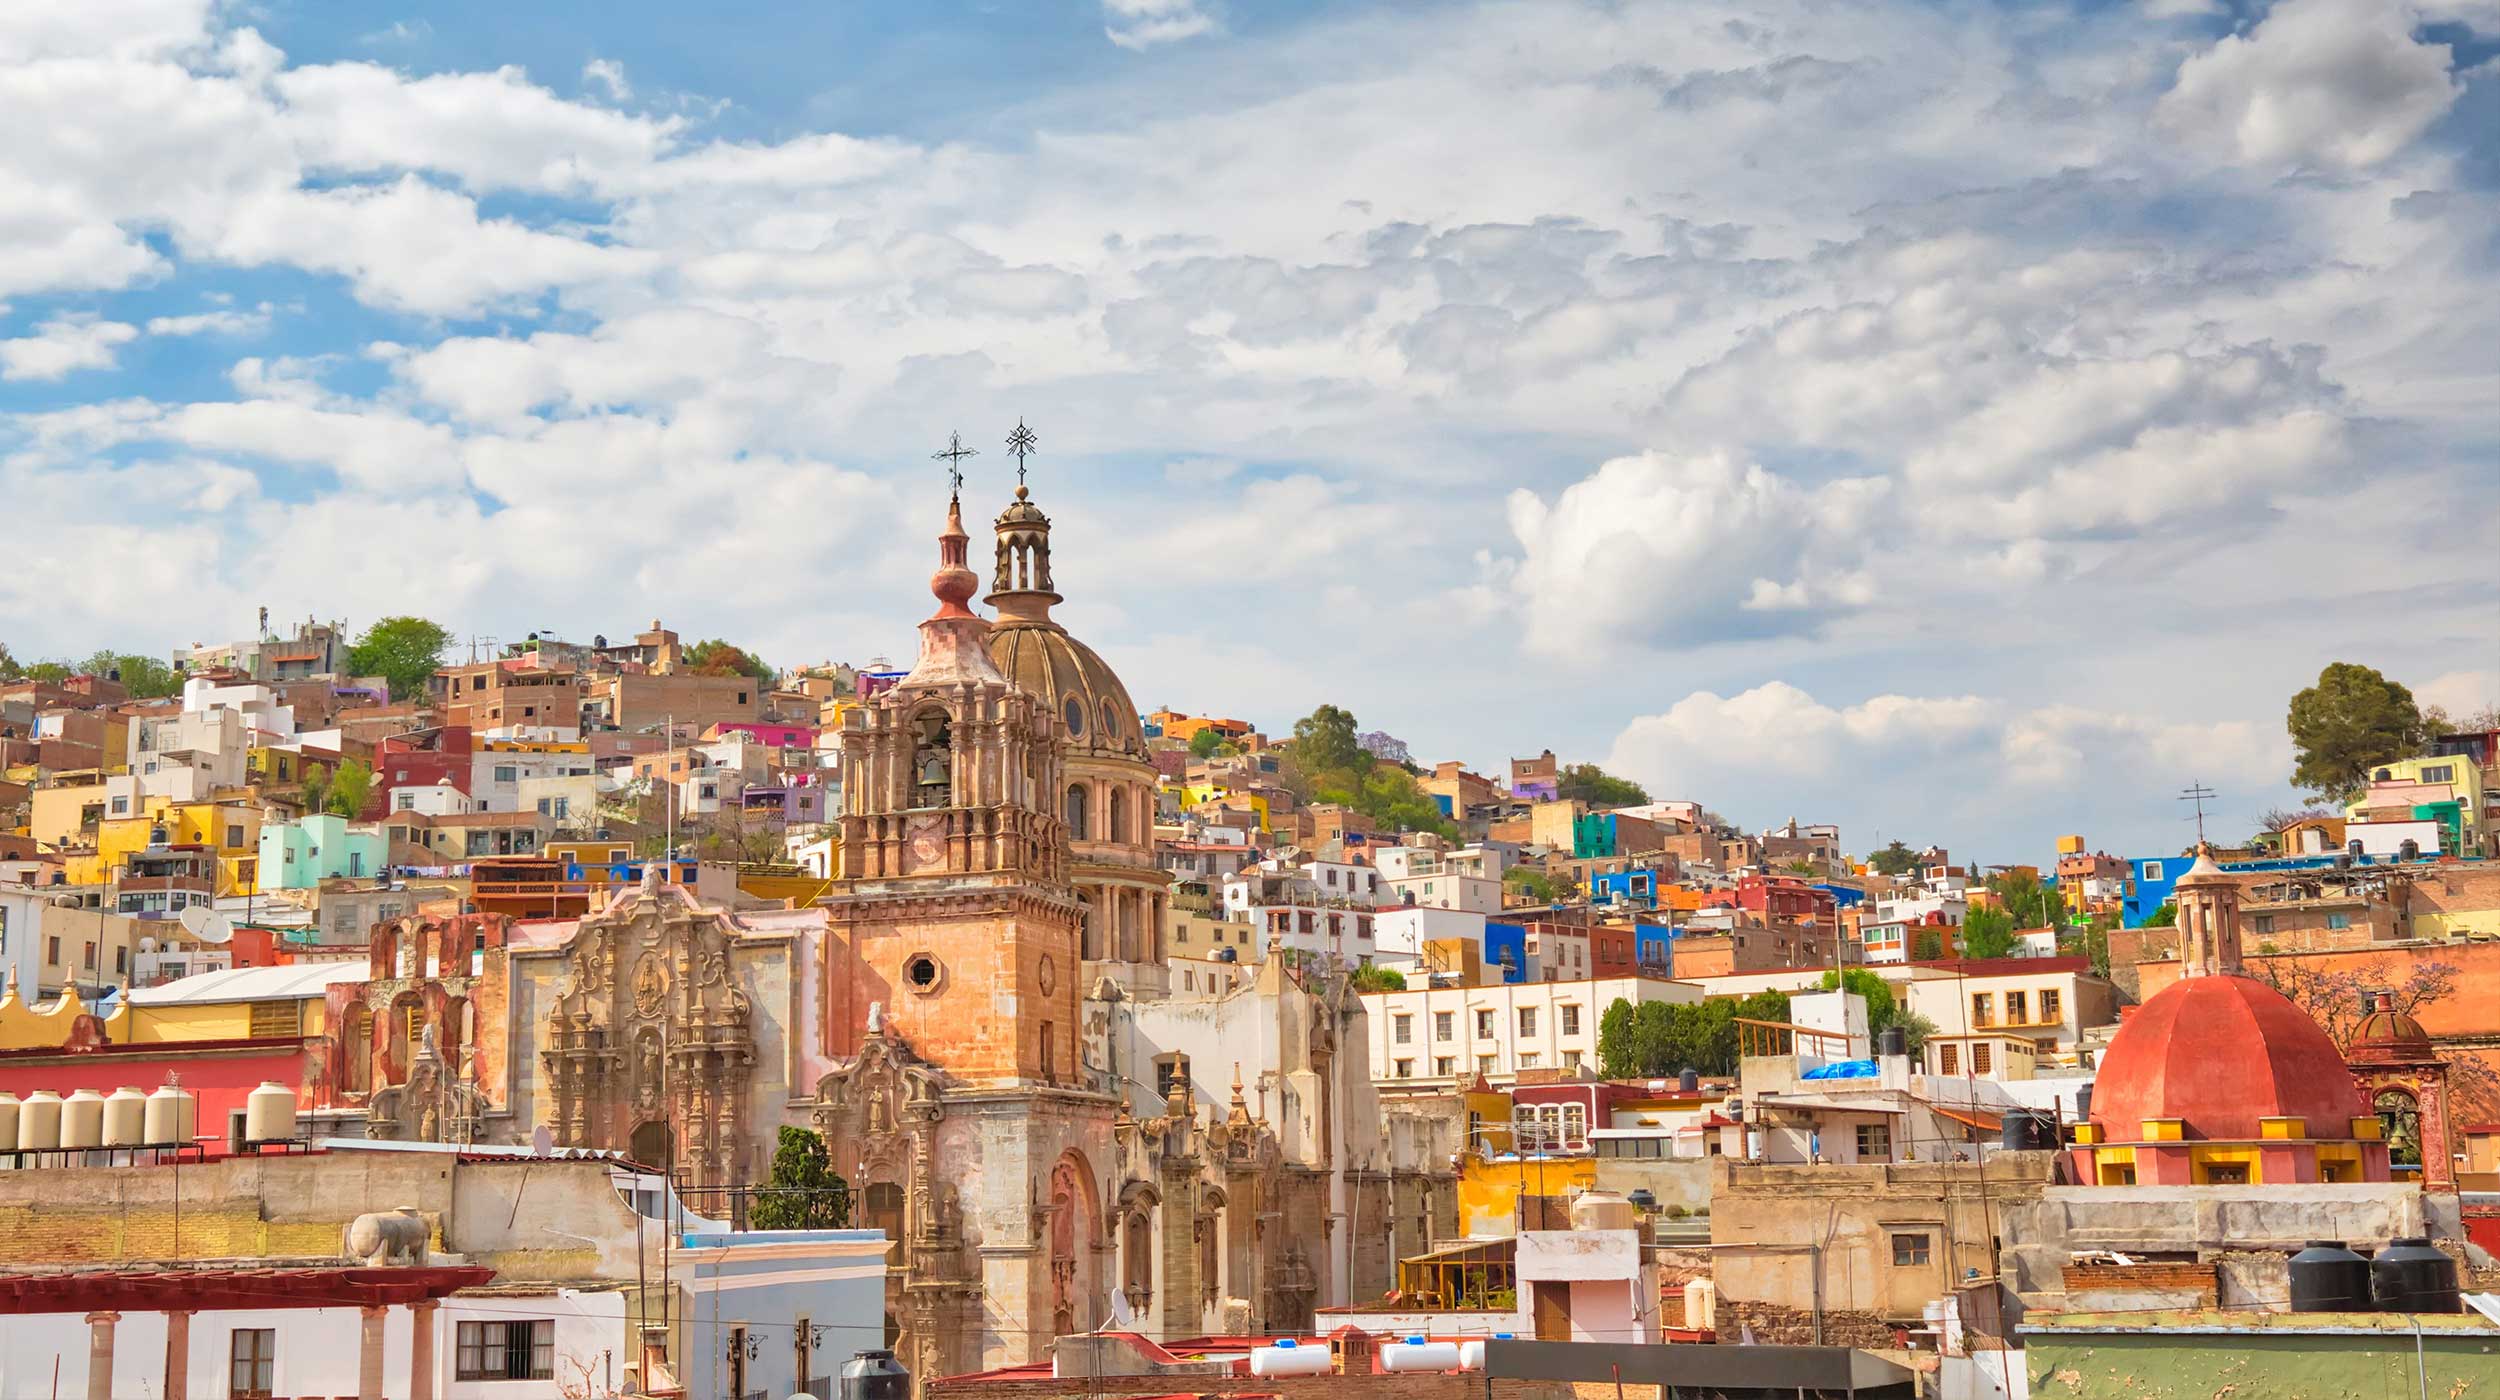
top-left (1005, 419), bottom-right (1038, 489)
top-left (932, 431), bottom-right (978, 496)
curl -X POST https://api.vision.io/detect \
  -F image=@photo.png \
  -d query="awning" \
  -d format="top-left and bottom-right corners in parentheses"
top-left (1926, 1103), bottom-right (2007, 1133)
top-left (0, 1265), bottom-right (495, 1313)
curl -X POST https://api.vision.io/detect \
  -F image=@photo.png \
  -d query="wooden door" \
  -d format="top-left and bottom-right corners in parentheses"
top-left (1532, 1280), bottom-right (1573, 1341)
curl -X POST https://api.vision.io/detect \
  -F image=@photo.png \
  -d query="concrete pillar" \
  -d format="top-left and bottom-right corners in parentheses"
top-left (409, 1298), bottom-right (439, 1400)
top-left (83, 1311), bottom-right (118, 1400)
top-left (359, 1304), bottom-right (388, 1400)
top-left (162, 1310), bottom-right (192, 1400)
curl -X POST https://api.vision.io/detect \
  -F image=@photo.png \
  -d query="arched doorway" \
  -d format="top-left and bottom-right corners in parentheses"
top-left (630, 1119), bottom-right (675, 1174)
top-left (1047, 1153), bottom-right (1102, 1337)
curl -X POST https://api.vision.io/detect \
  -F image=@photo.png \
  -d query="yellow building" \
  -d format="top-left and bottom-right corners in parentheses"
top-left (82, 799), bottom-right (264, 895)
top-left (28, 775), bottom-right (110, 853)
top-left (1456, 1150), bottom-right (1596, 1238)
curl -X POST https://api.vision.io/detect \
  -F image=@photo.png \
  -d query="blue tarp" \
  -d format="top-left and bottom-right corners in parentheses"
top-left (1801, 1058), bottom-right (1878, 1080)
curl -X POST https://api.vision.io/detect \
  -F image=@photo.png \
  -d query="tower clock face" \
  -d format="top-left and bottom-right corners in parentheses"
top-left (906, 815), bottom-right (945, 870)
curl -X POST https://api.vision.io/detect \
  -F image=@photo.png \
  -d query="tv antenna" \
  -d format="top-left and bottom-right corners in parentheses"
top-left (2178, 780), bottom-right (2218, 845)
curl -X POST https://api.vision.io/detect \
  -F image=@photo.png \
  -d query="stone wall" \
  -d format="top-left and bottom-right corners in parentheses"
top-left (1717, 1299), bottom-right (1895, 1349)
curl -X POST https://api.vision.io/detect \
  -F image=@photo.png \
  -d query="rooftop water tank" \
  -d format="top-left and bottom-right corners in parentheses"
top-left (1380, 1340), bottom-right (1462, 1373)
top-left (245, 1082), bottom-right (296, 1144)
top-left (102, 1087), bottom-right (148, 1147)
top-left (1249, 1340), bottom-right (1332, 1377)
top-left (145, 1084), bottom-right (197, 1146)
top-left (838, 1348), bottom-right (911, 1400)
top-left (2287, 1240), bottom-right (2371, 1313)
top-left (0, 1093), bottom-right (17, 1150)
top-left (1570, 1189), bottom-right (1636, 1231)
top-left (2370, 1236), bottom-right (2462, 1314)
top-left (17, 1091), bottom-right (61, 1152)
top-left (60, 1089), bottom-right (106, 1150)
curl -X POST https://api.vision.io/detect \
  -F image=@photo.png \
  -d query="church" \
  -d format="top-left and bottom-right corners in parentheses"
top-left (310, 446), bottom-right (1422, 1385)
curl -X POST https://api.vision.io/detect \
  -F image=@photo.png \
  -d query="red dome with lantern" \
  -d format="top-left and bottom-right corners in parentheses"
top-left (2088, 973), bottom-right (2367, 1141)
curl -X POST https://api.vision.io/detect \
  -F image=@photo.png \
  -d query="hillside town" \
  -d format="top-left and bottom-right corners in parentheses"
top-left (0, 464), bottom-right (2492, 1400)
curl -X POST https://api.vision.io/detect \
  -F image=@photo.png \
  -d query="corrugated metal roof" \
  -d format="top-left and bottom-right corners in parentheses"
top-left (124, 961), bottom-right (368, 1006)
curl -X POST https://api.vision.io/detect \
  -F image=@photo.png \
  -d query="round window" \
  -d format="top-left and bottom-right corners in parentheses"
top-left (1099, 699), bottom-right (1120, 739)
top-left (1063, 696), bottom-right (1086, 737)
top-left (905, 955), bottom-right (940, 991)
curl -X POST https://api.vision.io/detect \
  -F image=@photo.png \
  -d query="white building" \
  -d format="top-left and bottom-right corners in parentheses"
top-left (1902, 960), bottom-right (2105, 1062)
top-left (1370, 906), bottom-right (1486, 968)
top-left (1385, 871), bottom-right (1503, 914)
top-left (1361, 975), bottom-right (1702, 1087)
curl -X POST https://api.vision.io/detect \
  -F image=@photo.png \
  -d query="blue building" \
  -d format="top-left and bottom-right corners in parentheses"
top-left (1814, 883), bottom-right (1866, 911)
top-left (2124, 850), bottom-right (2411, 926)
top-left (1634, 922), bottom-right (1676, 972)
top-left (1590, 868), bottom-right (1660, 909)
top-left (1483, 921), bottom-right (1529, 983)
top-left (678, 1225), bottom-right (891, 1400)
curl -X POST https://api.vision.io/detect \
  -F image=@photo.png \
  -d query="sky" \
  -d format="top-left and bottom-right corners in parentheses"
top-left (1, 0), bottom-right (2495, 865)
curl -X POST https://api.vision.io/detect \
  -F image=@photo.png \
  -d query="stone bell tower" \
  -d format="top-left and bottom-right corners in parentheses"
top-left (823, 483), bottom-right (1087, 1089)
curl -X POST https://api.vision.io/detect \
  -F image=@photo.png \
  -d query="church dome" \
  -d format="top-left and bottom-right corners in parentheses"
top-left (2349, 1005), bottom-right (2436, 1066)
top-left (2089, 974), bottom-right (2366, 1141)
top-left (988, 622), bottom-right (1144, 759)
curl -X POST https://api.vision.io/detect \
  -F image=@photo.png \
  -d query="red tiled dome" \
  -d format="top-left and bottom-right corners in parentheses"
top-left (2349, 1006), bottom-right (2437, 1066)
top-left (2090, 973), bottom-right (2367, 1141)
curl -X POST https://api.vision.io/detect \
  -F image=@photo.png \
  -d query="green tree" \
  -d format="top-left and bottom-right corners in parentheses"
top-left (2287, 662), bottom-right (2426, 802)
top-left (1188, 727), bottom-right (1224, 759)
top-left (78, 650), bottom-right (182, 698)
top-left (1818, 969), bottom-right (1932, 1056)
top-left (1597, 999), bottom-right (1639, 1078)
top-left (1866, 840), bottom-right (1920, 876)
top-left (685, 639), bottom-right (776, 685)
top-left (1291, 704), bottom-right (1367, 774)
top-left (1630, 1000), bottom-right (1676, 1077)
top-left (1960, 903), bottom-right (2017, 959)
top-left (1555, 762), bottom-right (1649, 807)
top-left (1348, 964), bottom-right (1406, 993)
top-left (347, 617), bottom-right (453, 702)
top-left (749, 1126), bottom-right (852, 1230)
top-left (324, 758), bottom-right (375, 817)
top-left (1504, 866), bottom-right (1568, 903)
top-left (1911, 926), bottom-right (1946, 961)
top-left (0, 642), bottom-right (19, 681)
top-left (2143, 901), bottom-right (2177, 927)
top-left (1987, 869), bottom-right (2059, 929)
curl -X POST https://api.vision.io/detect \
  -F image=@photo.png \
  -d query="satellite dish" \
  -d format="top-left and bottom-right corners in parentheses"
top-left (178, 907), bottom-right (234, 944)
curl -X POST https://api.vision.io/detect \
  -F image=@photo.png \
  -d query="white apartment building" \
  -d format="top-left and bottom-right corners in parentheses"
top-left (1361, 974), bottom-right (1702, 1087)
top-left (1386, 870), bottom-right (1503, 914)
top-left (1371, 906), bottom-right (1486, 967)
top-left (1903, 959), bottom-right (2110, 1063)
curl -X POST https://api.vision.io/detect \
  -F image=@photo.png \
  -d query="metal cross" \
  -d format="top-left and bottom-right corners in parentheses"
top-left (1005, 419), bottom-right (1038, 487)
top-left (932, 431), bottom-right (978, 494)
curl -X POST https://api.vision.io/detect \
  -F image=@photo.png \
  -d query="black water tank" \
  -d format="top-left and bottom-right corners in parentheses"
top-left (1878, 1026), bottom-right (1908, 1058)
top-left (2075, 1085), bottom-right (2093, 1122)
top-left (842, 1348), bottom-right (912, 1400)
top-left (1678, 1068), bottom-right (1700, 1092)
top-left (2371, 1236), bottom-right (2462, 1313)
top-left (2288, 1240), bottom-right (2372, 1312)
top-left (2000, 1111), bottom-right (2057, 1151)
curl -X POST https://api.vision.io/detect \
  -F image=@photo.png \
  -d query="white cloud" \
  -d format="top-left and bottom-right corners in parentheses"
top-left (1497, 451), bottom-right (1889, 654)
top-left (1606, 683), bottom-right (2289, 854)
top-left (2159, 0), bottom-right (2462, 170)
top-left (0, 314), bottom-right (138, 380)
top-left (582, 58), bottom-right (631, 102)
top-left (145, 305), bottom-right (271, 337)
top-left (1104, 0), bottom-right (1219, 50)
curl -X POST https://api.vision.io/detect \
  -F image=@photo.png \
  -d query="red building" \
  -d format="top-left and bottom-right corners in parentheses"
top-left (370, 725), bottom-right (473, 815)
top-left (1733, 874), bottom-right (1837, 934)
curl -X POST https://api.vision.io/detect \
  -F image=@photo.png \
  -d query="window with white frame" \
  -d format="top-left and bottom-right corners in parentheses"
top-left (457, 1319), bottom-right (554, 1380)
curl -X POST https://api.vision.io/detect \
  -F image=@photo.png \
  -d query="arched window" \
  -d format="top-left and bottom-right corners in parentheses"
top-left (911, 710), bottom-right (952, 808)
top-left (1099, 699), bottom-right (1121, 742)
top-left (1065, 784), bottom-right (1089, 839)
top-left (1123, 1212), bottom-right (1153, 1301)
top-left (1063, 696), bottom-right (1086, 738)
top-left (866, 1182), bottom-right (906, 1242)
top-left (344, 1005), bottom-right (374, 1095)
top-left (1107, 787), bottom-right (1127, 846)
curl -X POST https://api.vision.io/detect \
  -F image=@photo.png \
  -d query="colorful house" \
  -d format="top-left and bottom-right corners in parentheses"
top-left (256, 813), bottom-right (389, 891)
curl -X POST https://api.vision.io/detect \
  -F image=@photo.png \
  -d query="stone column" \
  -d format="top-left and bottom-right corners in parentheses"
top-left (162, 1310), bottom-right (192, 1400)
top-left (408, 1299), bottom-right (439, 1400)
top-left (359, 1305), bottom-right (388, 1400)
top-left (83, 1311), bottom-right (118, 1400)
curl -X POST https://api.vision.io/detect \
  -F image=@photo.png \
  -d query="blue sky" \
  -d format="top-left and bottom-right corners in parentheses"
top-left (1, 0), bottom-right (2494, 863)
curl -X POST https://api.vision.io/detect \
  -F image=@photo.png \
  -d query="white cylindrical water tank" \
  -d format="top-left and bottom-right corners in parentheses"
top-left (0, 1093), bottom-right (18, 1151)
top-left (1248, 1341), bottom-right (1332, 1377)
top-left (1570, 1188), bottom-right (1636, 1231)
top-left (145, 1084), bottom-right (197, 1146)
top-left (103, 1087), bottom-right (148, 1147)
top-left (244, 1082), bottom-right (296, 1143)
top-left (17, 1091), bottom-right (62, 1151)
top-left (1380, 1341), bottom-right (1463, 1373)
top-left (1455, 1340), bottom-right (1487, 1372)
top-left (60, 1089), bottom-right (106, 1150)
